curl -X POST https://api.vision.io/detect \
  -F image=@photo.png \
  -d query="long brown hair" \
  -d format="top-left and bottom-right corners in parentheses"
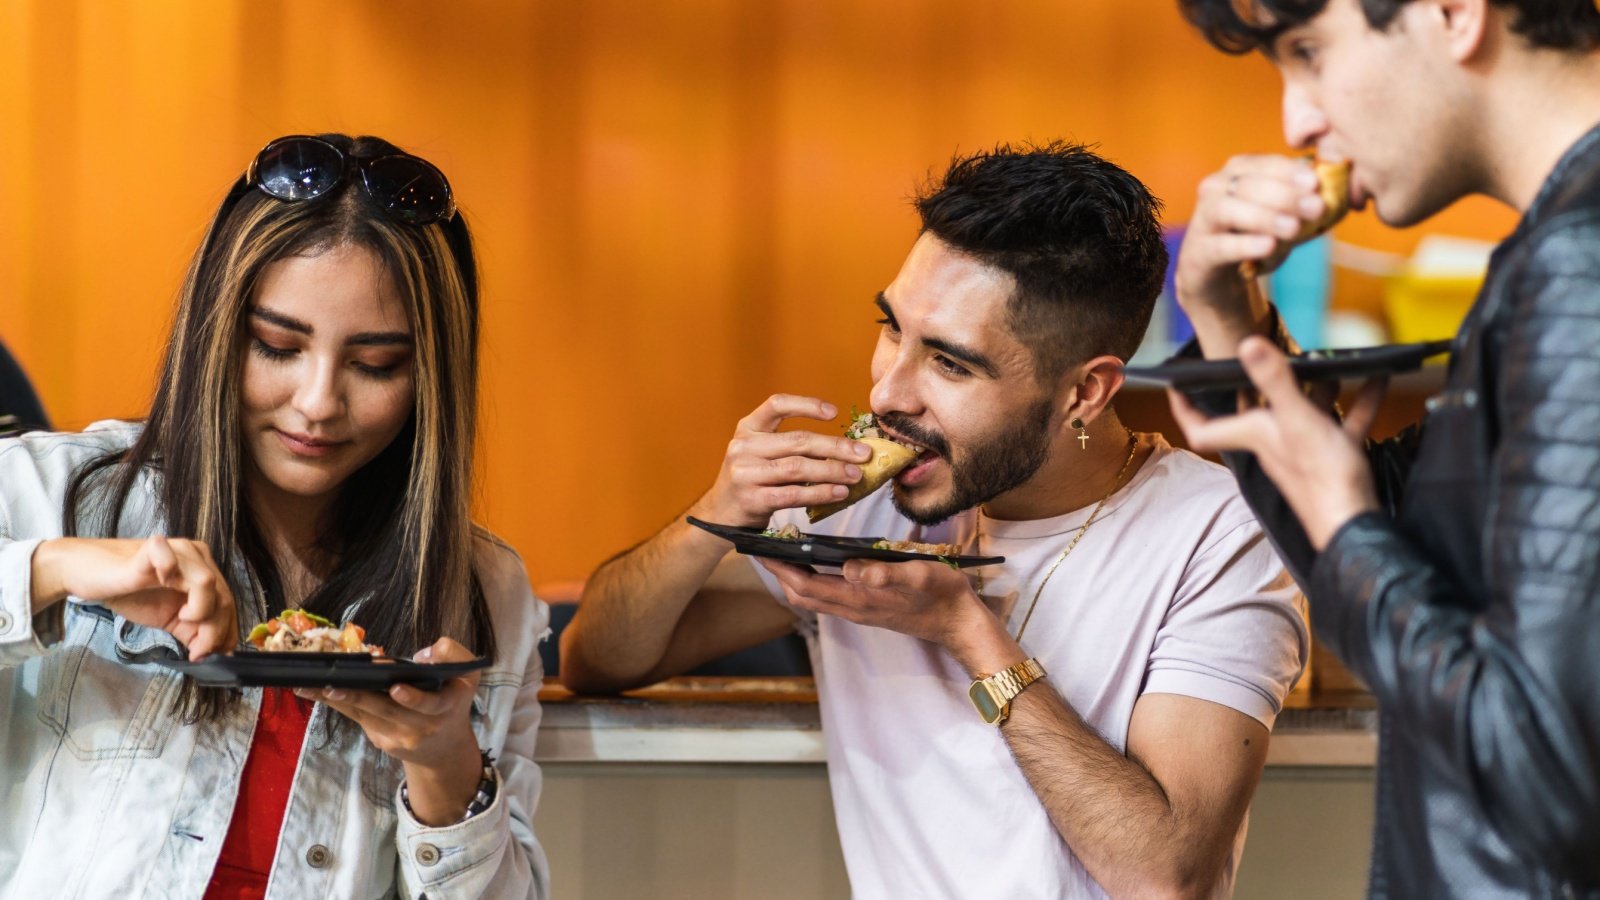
top-left (65, 134), bottom-right (495, 723)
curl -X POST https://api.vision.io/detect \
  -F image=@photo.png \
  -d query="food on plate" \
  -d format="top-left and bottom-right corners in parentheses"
top-left (806, 410), bottom-right (921, 523)
top-left (763, 523), bottom-right (804, 541)
top-left (872, 539), bottom-right (963, 557)
top-left (246, 609), bottom-right (385, 656)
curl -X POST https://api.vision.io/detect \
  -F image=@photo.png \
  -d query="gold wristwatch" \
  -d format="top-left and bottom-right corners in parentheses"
top-left (969, 658), bottom-right (1047, 725)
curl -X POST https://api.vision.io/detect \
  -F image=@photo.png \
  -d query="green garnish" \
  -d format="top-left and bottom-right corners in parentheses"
top-left (844, 406), bottom-right (877, 441)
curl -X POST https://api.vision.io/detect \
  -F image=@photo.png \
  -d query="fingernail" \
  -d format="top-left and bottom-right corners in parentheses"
top-left (844, 464), bottom-right (862, 480)
top-left (821, 402), bottom-right (837, 418)
top-left (1275, 215), bottom-right (1299, 237)
top-left (1299, 195), bottom-right (1324, 217)
top-left (1295, 169), bottom-right (1319, 189)
top-left (415, 646), bottom-right (433, 662)
top-left (832, 484), bottom-right (848, 498)
top-left (854, 442), bottom-right (871, 460)
top-left (325, 688), bottom-right (346, 701)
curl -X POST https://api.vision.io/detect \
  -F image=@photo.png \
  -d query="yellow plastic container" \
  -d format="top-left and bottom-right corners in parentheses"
top-left (1382, 273), bottom-right (1482, 344)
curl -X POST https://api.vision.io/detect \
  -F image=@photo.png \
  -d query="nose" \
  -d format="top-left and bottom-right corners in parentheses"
top-left (1282, 79), bottom-right (1330, 152)
top-left (292, 356), bottom-right (345, 425)
top-left (868, 340), bottom-right (923, 419)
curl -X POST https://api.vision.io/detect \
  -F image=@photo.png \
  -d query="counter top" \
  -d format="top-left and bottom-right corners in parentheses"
top-left (536, 678), bottom-right (1377, 767)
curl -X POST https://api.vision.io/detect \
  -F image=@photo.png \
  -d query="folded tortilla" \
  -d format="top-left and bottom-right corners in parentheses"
top-left (806, 437), bottom-right (919, 523)
top-left (1294, 158), bottom-right (1351, 242)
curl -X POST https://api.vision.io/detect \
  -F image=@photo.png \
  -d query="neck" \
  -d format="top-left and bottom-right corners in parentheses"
top-left (1473, 47), bottom-right (1600, 211)
top-left (981, 409), bottom-right (1144, 521)
top-left (246, 474), bottom-right (337, 605)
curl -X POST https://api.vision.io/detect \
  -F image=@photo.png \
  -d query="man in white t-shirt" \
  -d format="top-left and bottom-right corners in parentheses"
top-left (562, 142), bottom-right (1308, 898)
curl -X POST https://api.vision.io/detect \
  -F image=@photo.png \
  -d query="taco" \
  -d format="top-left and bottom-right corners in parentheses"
top-left (1294, 157), bottom-right (1352, 241)
top-left (805, 409), bottom-right (920, 523)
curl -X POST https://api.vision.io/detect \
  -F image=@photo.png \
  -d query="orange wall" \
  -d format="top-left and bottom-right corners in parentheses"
top-left (0, 1), bottom-right (1517, 583)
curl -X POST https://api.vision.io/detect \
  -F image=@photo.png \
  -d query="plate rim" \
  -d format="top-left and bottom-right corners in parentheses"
top-left (685, 515), bottom-right (1004, 567)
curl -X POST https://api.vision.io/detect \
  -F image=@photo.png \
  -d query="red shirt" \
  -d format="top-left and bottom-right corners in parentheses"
top-left (204, 688), bottom-right (314, 900)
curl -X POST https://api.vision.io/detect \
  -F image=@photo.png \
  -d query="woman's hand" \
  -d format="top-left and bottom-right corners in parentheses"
top-left (300, 636), bottom-right (485, 826)
top-left (30, 536), bottom-right (238, 659)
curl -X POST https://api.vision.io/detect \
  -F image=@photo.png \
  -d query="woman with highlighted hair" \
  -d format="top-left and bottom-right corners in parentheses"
top-left (0, 134), bottom-right (549, 899)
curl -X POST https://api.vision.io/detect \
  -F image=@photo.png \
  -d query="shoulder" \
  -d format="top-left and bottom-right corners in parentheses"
top-left (1137, 442), bottom-right (1255, 527)
top-left (471, 527), bottom-right (550, 634)
top-left (0, 420), bottom-right (142, 470)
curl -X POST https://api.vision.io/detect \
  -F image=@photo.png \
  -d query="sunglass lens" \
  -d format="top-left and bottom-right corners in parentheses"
top-left (363, 156), bottom-right (453, 224)
top-left (255, 138), bottom-right (343, 201)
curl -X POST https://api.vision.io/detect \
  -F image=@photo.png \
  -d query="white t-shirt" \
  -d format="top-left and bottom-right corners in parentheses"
top-left (752, 434), bottom-right (1308, 899)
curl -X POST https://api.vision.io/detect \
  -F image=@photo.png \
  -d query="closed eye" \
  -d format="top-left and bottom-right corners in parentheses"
top-left (250, 338), bottom-right (295, 361)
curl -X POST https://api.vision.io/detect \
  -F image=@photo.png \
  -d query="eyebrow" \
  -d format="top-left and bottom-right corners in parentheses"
top-left (250, 307), bottom-right (413, 347)
top-left (874, 292), bottom-right (1000, 378)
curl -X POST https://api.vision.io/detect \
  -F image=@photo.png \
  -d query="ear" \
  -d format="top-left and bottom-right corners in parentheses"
top-left (1421, 0), bottom-right (1489, 63)
top-left (1058, 354), bottom-right (1127, 425)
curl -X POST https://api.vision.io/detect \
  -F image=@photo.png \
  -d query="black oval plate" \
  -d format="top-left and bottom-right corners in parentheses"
top-left (1123, 339), bottom-right (1453, 393)
top-left (687, 516), bottom-right (1003, 568)
top-left (157, 652), bottom-right (491, 692)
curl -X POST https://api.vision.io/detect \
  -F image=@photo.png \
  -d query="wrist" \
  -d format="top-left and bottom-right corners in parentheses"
top-left (1306, 494), bottom-right (1379, 552)
top-left (28, 539), bottom-right (70, 616)
top-left (942, 601), bottom-right (1026, 680)
top-left (400, 731), bottom-right (484, 826)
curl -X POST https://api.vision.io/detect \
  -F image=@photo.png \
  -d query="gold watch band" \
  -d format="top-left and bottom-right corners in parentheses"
top-left (970, 658), bottom-right (1047, 724)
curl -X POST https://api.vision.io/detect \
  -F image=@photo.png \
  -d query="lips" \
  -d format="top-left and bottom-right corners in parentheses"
top-left (274, 429), bottom-right (346, 458)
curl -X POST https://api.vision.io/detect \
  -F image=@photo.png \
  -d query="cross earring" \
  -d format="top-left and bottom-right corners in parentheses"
top-left (1072, 418), bottom-right (1088, 450)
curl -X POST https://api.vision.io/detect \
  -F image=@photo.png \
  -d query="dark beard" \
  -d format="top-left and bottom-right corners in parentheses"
top-left (880, 396), bottom-right (1056, 526)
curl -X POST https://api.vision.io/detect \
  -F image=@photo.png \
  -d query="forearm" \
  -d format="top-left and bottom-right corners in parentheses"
top-left (559, 505), bottom-right (729, 691)
top-left (945, 616), bottom-right (1224, 897)
top-left (1005, 690), bottom-right (1222, 897)
top-left (1178, 277), bottom-right (1276, 361)
top-left (1312, 514), bottom-right (1600, 869)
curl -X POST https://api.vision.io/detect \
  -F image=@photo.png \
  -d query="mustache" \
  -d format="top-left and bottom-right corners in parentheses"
top-left (876, 412), bottom-right (950, 459)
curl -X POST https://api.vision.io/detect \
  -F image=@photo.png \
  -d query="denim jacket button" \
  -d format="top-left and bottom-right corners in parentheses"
top-left (416, 843), bottom-right (441, 866)
top-left (0, 611), bottom-right (11, 633)
top-left (306, 844), bottom-right (331, 868)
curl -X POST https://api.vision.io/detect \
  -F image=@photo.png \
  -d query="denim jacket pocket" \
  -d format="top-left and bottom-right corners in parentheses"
top-left (36, 606), bottom-right (183, 760)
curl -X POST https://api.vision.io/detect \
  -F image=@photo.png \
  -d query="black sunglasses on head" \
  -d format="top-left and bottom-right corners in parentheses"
top-left (245, 135), bottom-right (458, 226)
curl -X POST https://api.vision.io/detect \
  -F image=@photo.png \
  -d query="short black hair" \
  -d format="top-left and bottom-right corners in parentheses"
top-left (1180, 0), bottom-right (1600, 55)
top-left (913, 141), bottom-right (1168, 381)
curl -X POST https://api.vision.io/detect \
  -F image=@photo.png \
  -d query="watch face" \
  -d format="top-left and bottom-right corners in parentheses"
top-left (969, 682), bottom-right (1004, 724)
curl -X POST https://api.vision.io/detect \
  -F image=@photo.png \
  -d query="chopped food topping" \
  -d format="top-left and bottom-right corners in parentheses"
top-left (872, 539), bottom-right (963, 557)
top-left (247, 609), bottom-right (384, 656)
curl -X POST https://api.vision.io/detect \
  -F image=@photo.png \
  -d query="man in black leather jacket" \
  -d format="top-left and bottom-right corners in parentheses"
top-left (1167, 0), bottom-right (1600, 896)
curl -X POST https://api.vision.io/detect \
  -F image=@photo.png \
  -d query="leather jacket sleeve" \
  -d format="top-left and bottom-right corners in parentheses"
top-left (1310, 212), bottom-right (1600, 878)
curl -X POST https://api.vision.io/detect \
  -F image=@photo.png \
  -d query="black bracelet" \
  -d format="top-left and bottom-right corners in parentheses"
top-left (401, 749), bottom-right (499, 824)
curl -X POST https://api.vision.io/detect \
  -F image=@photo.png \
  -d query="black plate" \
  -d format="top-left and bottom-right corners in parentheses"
top-left (687, 516), bottom-right (1003, 568)
top-left (1123, 339), bottom-right (1453, 393)
top-left (157, 652), bottom-right (492, 691)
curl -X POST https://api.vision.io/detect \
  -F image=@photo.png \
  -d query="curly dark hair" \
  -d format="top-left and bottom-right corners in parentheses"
top-left (1180, 0), bottom-right (1600, 55)
top-left (914, 141), bottom-right (1168, 381)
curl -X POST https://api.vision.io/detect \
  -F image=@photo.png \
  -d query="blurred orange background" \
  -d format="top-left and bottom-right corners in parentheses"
top-left (0, 1), bottom-right (1516, 583)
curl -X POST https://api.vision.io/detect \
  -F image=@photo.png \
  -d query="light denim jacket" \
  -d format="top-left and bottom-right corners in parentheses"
top-left (0, 422), bottom-right (551, 899)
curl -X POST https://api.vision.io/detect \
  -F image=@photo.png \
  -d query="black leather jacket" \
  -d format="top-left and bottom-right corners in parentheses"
top-left (1193, 122), bottom-right (1600, 898)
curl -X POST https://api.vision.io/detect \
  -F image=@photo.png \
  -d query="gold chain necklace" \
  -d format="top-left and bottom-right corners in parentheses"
top-left (974, 431), bottom-right (1140, 645)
